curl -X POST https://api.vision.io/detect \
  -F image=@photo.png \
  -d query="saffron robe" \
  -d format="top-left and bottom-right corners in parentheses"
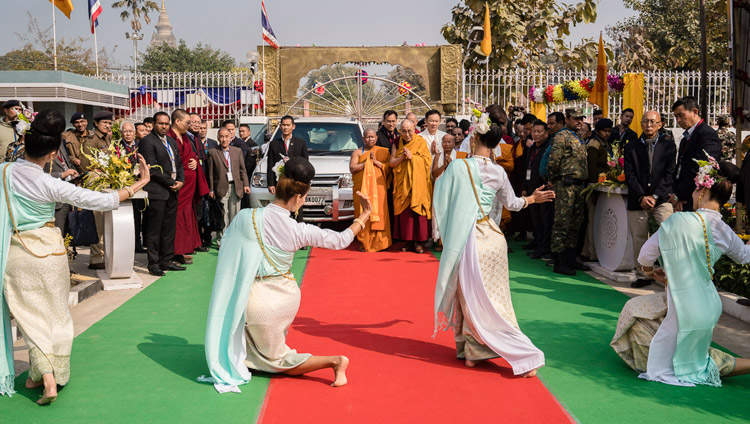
top-left (353, 146), bottom-right (392, 252)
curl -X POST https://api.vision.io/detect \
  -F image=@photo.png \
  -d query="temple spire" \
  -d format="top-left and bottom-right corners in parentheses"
top-left (150, 0), bottom-right (177, 48)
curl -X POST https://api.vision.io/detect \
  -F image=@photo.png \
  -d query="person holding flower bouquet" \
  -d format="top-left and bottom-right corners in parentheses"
top-left (0, 109), bottom-right (150, 404)
top-left (82, 111), bottom-right (114, 270)
top-left (624, 111), bottom-right (676, 288)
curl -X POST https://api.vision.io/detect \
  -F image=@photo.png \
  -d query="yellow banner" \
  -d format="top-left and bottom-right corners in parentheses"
top-left (480, 2), bottom-right (492, 56)
top-left (49, 0), bottom-right (74, 19)
top-left (623, 73), bottom-right (645, 136)
top-left (587, 34), bottom-right (608, 118)
top-left (531, 102), bottom-right (547, 122)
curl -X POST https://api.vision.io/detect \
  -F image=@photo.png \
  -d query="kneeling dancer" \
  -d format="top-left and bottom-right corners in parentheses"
top-left (612, 158), bottom-right (750, 386)
top-left (433, 114), bottom-right (554, 377)
top-left (202, 157), bottom-right (371, 392)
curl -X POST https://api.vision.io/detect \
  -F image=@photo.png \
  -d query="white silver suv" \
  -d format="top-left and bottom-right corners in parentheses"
top-left (249, 117), bottom-right (363, 222)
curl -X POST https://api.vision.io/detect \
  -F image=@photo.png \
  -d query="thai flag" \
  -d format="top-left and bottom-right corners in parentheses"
top-left (261, 0), bottom-right (279, 50)
top-left (88, 0), bottom-right (102, 34)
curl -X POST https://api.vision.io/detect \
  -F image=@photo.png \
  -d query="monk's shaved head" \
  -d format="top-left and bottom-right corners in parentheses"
top-left (364, 128), bottom-right (377, 136)
top-left (400, 119), bottom-right (415, 130)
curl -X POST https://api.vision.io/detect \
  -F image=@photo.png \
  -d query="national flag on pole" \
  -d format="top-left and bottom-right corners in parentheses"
top-left (49, 0), bottom-right (74, 19)
top-left (587, 33), bottom-right (609, 118)
top-left (480, 2), bottom-right (492, 56)
top-left (88, 0), bottom-right (103, 34)
top-left (261, 0), bottom-right (279, 50)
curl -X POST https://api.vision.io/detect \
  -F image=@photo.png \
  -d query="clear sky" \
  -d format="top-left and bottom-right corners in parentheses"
top-left (0, 0), bottom-right (636, 69)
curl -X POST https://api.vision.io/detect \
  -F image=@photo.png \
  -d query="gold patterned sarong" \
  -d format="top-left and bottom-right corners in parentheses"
top-left (454, 219), bottom-right (520, 360)
top-left (243, 275), bottom-right (311, 373)
top-left (3, 226), bottom-right (72, 384)
top-left (611, 292), bottom-right (735, 376)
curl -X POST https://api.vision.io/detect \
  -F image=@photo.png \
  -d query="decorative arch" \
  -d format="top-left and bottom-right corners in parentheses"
top-left (258, 45), bottom-right (461, 116)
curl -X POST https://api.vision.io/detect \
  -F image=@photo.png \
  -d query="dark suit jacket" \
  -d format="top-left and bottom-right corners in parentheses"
top-left (609, 126), bottom-right (638, 146)
top-left (266, 136), bottom-right (309, 187)
top-left (207, 146), bottom-right (249, 199)
top-left (241, 136), bottom-right (259, 176)
top-left (376, 126), bottom-right (399, 149)
top-left (523, 139), bottom-right (549, 193)
top-left (139, 132), bottom-right (185, 201)
top-left (44, 140), bottom-right (77, 210)
top-left (624, 133), bottom-right (676, 211)
top-left (674, 121), bottom-right (722, 208)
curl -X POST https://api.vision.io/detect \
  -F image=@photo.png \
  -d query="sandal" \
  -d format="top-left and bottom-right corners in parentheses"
top-left (414, 244), bottom-right (425, 254)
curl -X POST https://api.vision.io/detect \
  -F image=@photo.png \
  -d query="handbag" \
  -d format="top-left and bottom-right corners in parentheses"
top-left (206, 197), bottom-right (225, 231)
top-left (67, 208), bottom-right (99, 247)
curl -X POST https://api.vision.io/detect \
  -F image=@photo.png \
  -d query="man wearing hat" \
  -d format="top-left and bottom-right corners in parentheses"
top-left (624, 110), bottom-right (676, 288)
top-left (83, 110), bottom-right (113, 270)
top-left (0, 100), bottom-right (23, 161)
top-left (580, 118), bottom-right (614, 262)
top-left (62, 112), bottom-right (90, 172)
top-left (80, 111), bottom-right (113, 173)
top-left (547, 107), bottom-right (589, 276)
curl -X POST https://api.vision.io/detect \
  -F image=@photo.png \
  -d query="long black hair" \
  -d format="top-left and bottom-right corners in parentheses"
top-left (24, 109), bottom-right (66, 158)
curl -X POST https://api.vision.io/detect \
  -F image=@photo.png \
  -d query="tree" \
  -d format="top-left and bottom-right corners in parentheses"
top-left (386, 66), bottom-right (426, 96)
top-left (0, 14), bottom-right (114, 74)
top-left (442, 0), bottom-right (604, 70)
top-left (607, 0), bottom-right (729, 71)
top-left (139, 40), bottom-right (236, 72)
top-left (112, 0), bottom-right (160, 33)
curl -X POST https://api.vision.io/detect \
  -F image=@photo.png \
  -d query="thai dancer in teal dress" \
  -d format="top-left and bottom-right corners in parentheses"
top-left (612, 156), bottom-right (750, 386)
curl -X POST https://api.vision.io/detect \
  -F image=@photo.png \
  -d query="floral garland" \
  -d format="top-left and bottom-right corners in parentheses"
top-left (528, 74), bottom-right (624, 105)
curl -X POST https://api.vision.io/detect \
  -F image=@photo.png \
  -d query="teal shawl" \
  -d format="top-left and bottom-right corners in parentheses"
top-left (202, 207), bottom-right (294, 391)
top-left (659, 211), bottom-right (724, 386)
top-left (0, 162), bottom-right (56, 396)
top-left (433, 158), bottom-right (495, 334)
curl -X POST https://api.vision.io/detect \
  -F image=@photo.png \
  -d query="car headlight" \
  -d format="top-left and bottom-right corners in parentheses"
top-left (338, 173), bottom-right (353, 189)
top-left (252, 173), bottom-right (267, 188)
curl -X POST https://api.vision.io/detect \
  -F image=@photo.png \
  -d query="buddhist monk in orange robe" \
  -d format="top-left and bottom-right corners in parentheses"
top-left (390, 119), bottom-right (432, 253)
top-left (351, 128), bottom-right (392, 252)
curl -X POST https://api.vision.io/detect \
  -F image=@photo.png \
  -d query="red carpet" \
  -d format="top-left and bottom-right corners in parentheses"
top-left (259, 247), bottom-right (573, 423)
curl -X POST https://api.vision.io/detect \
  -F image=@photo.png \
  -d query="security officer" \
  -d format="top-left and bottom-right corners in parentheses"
top-left (80, 110), bottom-right (113, 172)
top-left (547, 107), bottom-right (589, 276)
top-left (62, 112), bottom-right (90, 173)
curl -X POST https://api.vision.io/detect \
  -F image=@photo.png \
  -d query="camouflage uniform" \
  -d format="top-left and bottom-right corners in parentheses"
top-left (547, 127), bottom-right (588, 254)
top-left (717, 127), bottom-right (736, 161)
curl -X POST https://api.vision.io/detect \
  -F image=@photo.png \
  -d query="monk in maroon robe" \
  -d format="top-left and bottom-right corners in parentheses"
top-left (168, 110), bottom-right (209, 263)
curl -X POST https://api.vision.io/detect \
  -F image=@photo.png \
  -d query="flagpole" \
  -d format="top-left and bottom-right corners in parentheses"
top-left (94, 25), bottom-right (100, 77)
top-left (52, 1), bottom-right (58, 70)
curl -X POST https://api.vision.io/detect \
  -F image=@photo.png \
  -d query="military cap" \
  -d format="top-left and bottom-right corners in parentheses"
top-left (93, 110), bottom-right (113, 121)
top-left (2, 100), bottom-right (20, 109)
top-left (595, 118), bottom-right (614, 131)
top-left (70, 112), bottom-right (86, 124)
top-left (564, 107), bottom-right (585, 118)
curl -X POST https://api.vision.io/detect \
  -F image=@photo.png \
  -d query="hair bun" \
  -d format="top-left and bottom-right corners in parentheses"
top-left (30, 109), bottom-right (66, 137)
top-left (719, 160), bottom-right (741, 185)
top-left (283, 157), bottom-right (315, 185)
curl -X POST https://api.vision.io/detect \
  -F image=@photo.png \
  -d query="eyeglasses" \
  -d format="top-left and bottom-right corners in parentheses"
top-left (641, 120), bottom-right (661, 126)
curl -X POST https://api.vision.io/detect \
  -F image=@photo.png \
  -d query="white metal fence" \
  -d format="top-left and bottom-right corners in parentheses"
top-left (97, 71), bottom-right (263, 126)
top-left (461, 69), bottom-right (732, 127)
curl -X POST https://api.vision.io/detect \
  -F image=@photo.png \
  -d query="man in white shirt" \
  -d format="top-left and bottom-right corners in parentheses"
top-left (420, 109), bottom-right (446, 158)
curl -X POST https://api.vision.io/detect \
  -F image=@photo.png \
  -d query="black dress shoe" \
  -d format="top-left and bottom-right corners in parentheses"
top-left (161, 263), bottom-right (187, 271)
top-left (630, 279), bottom-right (653, 288)
top-left (148, 267), bottom-right (165, 276)
top-left (540, 252), bottom-right (553, 260)
top-left (737, 298), bottom-right (750, 307)
top-left (134, 246), bottom-right (147, 254)
top-left (528, 251), bottom-right (541, 259)
top-left (195, 246), bottom-right (210, 253)
top-left (522, 242), bottom-right (536, 250)
top-left (88, 263), bottom-right (105, 270)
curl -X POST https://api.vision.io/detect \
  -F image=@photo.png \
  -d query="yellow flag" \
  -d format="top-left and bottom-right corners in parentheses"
top-left (480, 2), bottom-right (492, 56)
top-left (531, 102), bottom-right (547, 121)
top-left (623, 73), bottom-right (645, 136)
top-left (587, 33), bottom-right (608, 118)
top-left (49, 0), bottom-right (74, 19)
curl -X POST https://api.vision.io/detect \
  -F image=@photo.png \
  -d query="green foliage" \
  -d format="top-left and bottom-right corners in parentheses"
top-left (0, 13), bottom-right (113, 74)
top-left (607, 0), bottom-right (729, 71)
top-left (713, 256), bottom-right (750, 298)
top-left (385, 66), bottom-right (426, 96)
top-left (441, 0), bottom-right (606, 70)
top-left (112, 0), bottom-right (160, 33)
top-left (139, 40), bottom-right (236, 72)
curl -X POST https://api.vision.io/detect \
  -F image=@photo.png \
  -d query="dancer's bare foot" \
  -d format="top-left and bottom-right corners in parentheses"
top-left (25, 377), bottom-right (43, 389)
top-left (464, 359), bottom-right (482, 368)
top-left (36, 374), bottom-right (58, 405)
top-left (521, 368), bottom-right (538, 378)
top-left (331, 355), bottom-right (349, 387)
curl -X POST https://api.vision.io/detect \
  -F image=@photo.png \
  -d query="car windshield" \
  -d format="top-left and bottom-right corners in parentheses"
top-left (274, 122), bottom-right (363, 155)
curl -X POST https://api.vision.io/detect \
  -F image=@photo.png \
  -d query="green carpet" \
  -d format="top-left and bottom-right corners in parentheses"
top-left (0, 249), bottom-right (310, 423)
top-left (503, 242), bottom-right (750, 423)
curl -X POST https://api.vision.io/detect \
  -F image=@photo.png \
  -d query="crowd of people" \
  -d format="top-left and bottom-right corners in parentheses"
top-left (3, 94), bottom-right (750, 403)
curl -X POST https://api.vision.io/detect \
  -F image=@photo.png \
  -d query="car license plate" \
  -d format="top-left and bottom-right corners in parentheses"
top-left (305, 196), bottom-right (326, 205)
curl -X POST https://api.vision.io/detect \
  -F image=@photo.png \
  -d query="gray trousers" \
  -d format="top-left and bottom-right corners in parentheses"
top-left (627, 202), bottom-right (673, 277)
